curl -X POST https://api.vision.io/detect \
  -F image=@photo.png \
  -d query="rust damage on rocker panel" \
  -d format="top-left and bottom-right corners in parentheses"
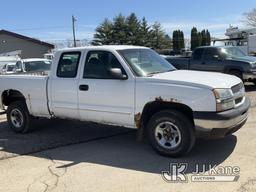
top-left (134, 113), bottom-right (142, 128)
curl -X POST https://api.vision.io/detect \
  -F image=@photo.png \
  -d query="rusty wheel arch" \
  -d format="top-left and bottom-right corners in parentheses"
top-left (2, 89), bottom-right (26, 107)
top-left (136, 100), bottom-right (195, 130)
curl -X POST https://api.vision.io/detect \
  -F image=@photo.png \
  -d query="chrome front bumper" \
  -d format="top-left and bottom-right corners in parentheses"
top-left (194, 97), bottom-right (250, 138)
top-left (194, 109), bottom-right (249, 129)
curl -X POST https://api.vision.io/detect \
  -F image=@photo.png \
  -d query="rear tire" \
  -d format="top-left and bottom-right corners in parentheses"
top-left (147, 110), bottom-right (195, 157)
top-left (7, 101), bottom-right (33, 133)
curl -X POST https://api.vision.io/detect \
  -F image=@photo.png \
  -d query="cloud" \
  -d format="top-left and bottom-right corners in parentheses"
top-left (153, 14), bottom-right (245, 38)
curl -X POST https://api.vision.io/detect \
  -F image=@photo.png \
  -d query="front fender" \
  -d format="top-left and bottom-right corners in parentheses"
top-left (135, 79), bottom-right (216, 115)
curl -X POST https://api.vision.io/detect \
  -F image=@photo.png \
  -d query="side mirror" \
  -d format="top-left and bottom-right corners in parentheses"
top-left (213, 55), bottom-right (222, 61)
top-left (110, 68), bottom-right (127, 80)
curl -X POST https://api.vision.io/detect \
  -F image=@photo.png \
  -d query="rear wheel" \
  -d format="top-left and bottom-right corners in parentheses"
top-left (7, 101), bottom-right (33, 133)
top-left (147, 110), bottom-right (195, 157)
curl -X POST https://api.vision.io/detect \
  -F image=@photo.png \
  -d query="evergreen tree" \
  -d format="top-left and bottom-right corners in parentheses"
top-left (150, 22), bottom-right (166, 49)
top-left (139, 17), bottom-right (151, 47)
top-left (173, 30), bottom-right (185, 51)
top-left (172, 30), bottom-right (178, 51)
top-left (206, 30), bottom-right (211, 45)
top-left (92, 18), bottom-right (113, 45)
top-left (180, 31), bottom-right (185, 49)
top-left (191, 27), bottom-right (198, 50)
top-left (198, 32), bottom-right (202, 47)
top-left (93, 13), bottom-right (172, 49)
top-left (162, 34), bottom-right (172, 49)
top-left (112, 14), bottom-right (128, 44)
top-left (126, 13), bottom-right (141, 45)
top-left (201, 29), bottom-right (207, 46)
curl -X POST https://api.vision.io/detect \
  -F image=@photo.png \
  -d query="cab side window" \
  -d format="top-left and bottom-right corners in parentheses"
top-left (57, 52), bottom-right (81, 78)
top-left (204, 48), bottom-right (222, 61)
top-left (83, 51), bottom-right (126, 79)
top-left (193, 48), bottom-right (204, 60)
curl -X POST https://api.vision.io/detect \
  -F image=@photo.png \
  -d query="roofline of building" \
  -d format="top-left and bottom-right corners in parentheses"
top-left (0, 29), bottom-right (54, 49)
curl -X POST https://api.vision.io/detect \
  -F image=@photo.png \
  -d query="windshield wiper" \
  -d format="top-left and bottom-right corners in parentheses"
top-left (146, 71), bottom-right (162, 76)
top-left (147, 69), bottom-right (174, 76)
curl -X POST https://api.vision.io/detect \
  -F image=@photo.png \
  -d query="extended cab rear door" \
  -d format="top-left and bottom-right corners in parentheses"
top-left (49, 51), bottom-right (82, 119)
top-left (189, 48), bottom-right (205, 71)
top-left (78, 50), bottom-right (135, 127)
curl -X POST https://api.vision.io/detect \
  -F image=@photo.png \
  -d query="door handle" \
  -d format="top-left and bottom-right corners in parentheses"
top-left (79, 84), bottom-right (89, 91)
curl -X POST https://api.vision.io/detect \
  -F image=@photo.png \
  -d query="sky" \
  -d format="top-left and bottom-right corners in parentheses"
top-left (0, 0), bottom-right (255, 42)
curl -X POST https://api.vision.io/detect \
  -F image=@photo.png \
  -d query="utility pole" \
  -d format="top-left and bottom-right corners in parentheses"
top-left (72, 15), bottom-right (77, 47)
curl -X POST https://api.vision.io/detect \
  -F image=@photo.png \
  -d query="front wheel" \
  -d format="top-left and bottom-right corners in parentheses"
top-left (147, 110), bottom-right (195, 157)
top-left (7, 101), bottom-right (33, 133)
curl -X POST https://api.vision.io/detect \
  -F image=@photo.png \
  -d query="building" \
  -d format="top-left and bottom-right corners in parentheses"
top-left (0, 30), bottom-right (54, 59)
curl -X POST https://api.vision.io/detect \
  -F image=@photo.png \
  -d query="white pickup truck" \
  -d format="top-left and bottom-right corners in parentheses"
top-left (0, 46), bottom-right (250, 157)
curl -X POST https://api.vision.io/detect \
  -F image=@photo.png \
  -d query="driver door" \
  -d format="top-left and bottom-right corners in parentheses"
top-left (78, 50), bottom-right (135, 127)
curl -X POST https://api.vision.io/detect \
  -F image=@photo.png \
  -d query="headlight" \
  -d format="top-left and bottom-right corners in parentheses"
top-left (213, 89), bottom-right (234, 112)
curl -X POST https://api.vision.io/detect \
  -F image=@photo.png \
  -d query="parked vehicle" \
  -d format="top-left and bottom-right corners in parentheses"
top-left (1, 63), bottom-right (16, 74)
top-left (0, 46), bottom-right (250, 157)
top-left (0, 56), bottom-right (19, 70)
top-left (44, 53), bottom-right (54, 61)
top-left (165, 46), bottom-right (256, 84)
top-left (14, 58), bottom-right (51, 73)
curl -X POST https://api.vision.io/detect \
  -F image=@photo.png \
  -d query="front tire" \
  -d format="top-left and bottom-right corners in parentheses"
top-left (7, 101), bottom-right (33, 133)
top-left (147, 110), bottom-right (195, 157)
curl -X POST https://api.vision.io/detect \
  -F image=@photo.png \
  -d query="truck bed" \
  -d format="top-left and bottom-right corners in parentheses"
top-left (165, 56), bottom-right (190, 69)
top-left (0, 74), bottom-right (50, 117)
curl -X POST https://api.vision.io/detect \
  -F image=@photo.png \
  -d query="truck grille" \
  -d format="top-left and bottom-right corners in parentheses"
top-left (231, 82), bottom-right (243, 94)
top-left (231, 83), bottom-right (245, 106)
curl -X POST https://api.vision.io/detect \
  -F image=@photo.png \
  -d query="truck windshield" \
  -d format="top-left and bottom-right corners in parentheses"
top-left (222, 47), bottom-right (246, 58)
top-left (118, 49), bottom-right (176, 76)
top-left (24, 60), bottom-right (51, 72)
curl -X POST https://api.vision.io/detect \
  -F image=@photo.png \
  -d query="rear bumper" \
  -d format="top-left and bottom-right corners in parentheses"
top-left (194, 97), bottom-right (250, 139)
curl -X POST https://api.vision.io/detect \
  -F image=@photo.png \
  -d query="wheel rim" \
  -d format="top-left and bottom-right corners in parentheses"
top-left (10, 109), bottom-right (24, 128)
top-left (154, 121), bottom-right (182, 150)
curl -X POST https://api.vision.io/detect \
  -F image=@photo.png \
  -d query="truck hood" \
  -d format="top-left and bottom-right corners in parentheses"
top-left (228, 55), bottom-right (256, 63)
top-left (150, 70), bottom-right (241, 89)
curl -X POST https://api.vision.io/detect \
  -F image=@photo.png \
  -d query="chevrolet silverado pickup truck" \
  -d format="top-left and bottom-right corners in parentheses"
top-left (0, 46), bottom-right (250, 157)
top-left (165, 46), bottom-right (256, 84)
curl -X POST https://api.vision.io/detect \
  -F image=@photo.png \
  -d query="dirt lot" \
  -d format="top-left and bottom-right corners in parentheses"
top-left (0, 84), bottom-right (255, 192)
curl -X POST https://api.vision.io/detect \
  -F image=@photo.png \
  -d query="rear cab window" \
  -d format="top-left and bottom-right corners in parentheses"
top-left (203, 48), bottom-right (222, 61)
top-left (57, 52), bottom-right (81, 78)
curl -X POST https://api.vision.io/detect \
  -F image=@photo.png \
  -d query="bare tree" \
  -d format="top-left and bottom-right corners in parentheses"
top-left (244, 8), bottom-right (256, 27)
